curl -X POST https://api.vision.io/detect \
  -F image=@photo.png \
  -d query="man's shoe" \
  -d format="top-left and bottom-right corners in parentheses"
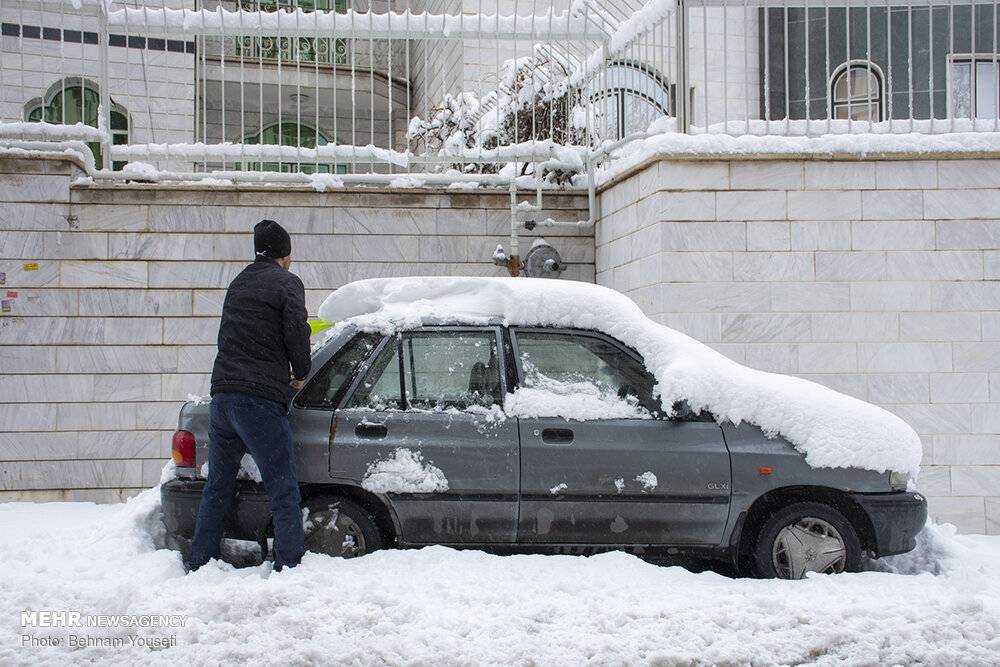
top-left (184, 560), bottom-right (205, 573)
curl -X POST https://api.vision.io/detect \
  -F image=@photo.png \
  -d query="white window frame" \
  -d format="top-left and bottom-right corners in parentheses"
top-left (587, 60), bottom-right (672, 141)
top-left (828, 60), bottom-right (886, 122)
top-left (946, 53), bottom-right (1000, 120)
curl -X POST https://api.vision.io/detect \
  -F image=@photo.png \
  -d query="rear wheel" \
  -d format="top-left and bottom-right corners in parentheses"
top-left (302, 496), bottom-right (384, 558)
top-left (753, 501), bottom-right (862, 579)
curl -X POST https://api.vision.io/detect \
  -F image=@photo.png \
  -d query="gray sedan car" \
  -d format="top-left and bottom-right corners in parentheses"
top-left (161, 322), bottom-right (926, 579)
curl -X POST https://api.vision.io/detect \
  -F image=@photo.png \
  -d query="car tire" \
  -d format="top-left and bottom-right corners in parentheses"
top-left (752, 501), bottom-right (862, 579)
top-left (165, 533), bottom-right (192, 562)
top-left (302, 496), bottom-right (384, 558)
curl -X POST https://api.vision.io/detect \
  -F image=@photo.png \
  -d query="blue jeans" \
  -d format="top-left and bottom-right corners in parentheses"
top-left (190, 392), bottom-right (305, 570)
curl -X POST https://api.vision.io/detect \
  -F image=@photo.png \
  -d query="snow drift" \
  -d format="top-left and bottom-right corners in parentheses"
top-left (2, 491), bottom-right (999, 665)
top-left (319, 277), bottom-right (922, 476)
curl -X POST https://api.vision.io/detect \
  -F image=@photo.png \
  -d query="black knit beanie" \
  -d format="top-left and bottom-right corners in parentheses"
top-left (254, 219), bottom-right (291, 259)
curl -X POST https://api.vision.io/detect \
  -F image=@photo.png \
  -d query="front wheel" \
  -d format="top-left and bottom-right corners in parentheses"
top-left (302, 496), bottom-right (384, 558)
top-left (753, 501), bottom-right (862, 579)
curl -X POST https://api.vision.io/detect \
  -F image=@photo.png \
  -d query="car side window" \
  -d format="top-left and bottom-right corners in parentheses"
top-left (345, 330), bottom-right (503, 412)
top-left (347, 337), bottom-right (404, 410)
top-left (298, 332), bottom-right (381, 408)
top-left (402, 331), bottom-right (502, 410)
top-left (513, 331), bottom-right (661, 417)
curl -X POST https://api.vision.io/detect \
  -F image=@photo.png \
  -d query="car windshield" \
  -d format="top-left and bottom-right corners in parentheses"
top-left (298, 332), bottom-right (381, 408)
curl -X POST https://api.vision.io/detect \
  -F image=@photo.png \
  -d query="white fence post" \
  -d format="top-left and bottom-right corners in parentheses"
top-left (98, 0), bottom-right (112, 170)
top-left (675, 0), bottom-right (690, 133)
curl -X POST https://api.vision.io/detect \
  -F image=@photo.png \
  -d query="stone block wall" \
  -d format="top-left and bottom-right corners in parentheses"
top-left (597, 156), bottom-right (1000, 534)
top-left (0, 154), bottom-right (592, 501)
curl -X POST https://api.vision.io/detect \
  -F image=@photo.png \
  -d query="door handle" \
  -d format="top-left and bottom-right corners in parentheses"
top-left (355, 422), bottom-right (388, 439)
top-left (541, 428), bottom-right (574, 444)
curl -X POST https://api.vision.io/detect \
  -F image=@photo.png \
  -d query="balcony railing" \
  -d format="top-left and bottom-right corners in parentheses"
top-left (207, 0), bottom-right (349, 66)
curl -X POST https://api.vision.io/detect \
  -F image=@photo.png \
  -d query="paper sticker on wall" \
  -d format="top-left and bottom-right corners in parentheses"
top-left (0, 272), bottom-right (5, 285)
top-left (1, 300), bottom-right (11, 313)
top-left (23, 263), bottom-right (39, 271)
top-left (6, 291), bottom-right (17, 299)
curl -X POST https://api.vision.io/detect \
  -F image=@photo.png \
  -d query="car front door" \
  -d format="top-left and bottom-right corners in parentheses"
top-left (331, 327), bottom-right (519, 545)
top-left (292, 328), bottom-right (383, 483)
top-left (510, 328), bottom-right (732, 546)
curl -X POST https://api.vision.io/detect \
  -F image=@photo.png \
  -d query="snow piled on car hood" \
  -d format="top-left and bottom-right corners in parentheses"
top-left (319, 277), bottom-right (922, 476)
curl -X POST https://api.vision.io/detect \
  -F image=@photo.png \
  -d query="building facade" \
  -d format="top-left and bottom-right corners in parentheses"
top-left (765, 6), bottom-right (1000, 123)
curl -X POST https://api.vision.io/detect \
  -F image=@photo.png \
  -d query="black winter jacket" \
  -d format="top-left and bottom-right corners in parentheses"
top-left (210, 257), bottom-right (312, 406)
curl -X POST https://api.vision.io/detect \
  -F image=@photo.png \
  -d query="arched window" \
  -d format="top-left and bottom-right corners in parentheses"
top-left (830, 62), bottom-right (884, 121)
top-left (242, 121), bottom-right (346, 174)
top-left (24, 79), bottom-right (129, 170)
top-left (587, 61), bottom-right (672, 141)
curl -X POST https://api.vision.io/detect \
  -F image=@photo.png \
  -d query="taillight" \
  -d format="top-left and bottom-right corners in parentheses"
top-left (172, 431), bottom-right (196, 468)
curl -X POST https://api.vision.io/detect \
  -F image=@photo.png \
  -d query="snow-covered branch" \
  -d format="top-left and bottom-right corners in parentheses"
top-left (407, 44), bottom-right (594, 182)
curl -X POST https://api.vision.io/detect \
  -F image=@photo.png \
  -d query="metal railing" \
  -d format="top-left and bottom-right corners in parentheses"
top-left (3, 0), bottom-right (1000, 188)
top-left (0, 0), bottom-right (624, 184)
top-left (678, 0), bottom-right (1000, 135)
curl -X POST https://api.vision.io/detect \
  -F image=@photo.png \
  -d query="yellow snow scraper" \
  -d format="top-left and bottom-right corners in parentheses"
top-left (308, 319), bottom-right (334, 335)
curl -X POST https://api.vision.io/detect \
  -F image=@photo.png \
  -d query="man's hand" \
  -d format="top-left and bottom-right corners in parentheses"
top-left (289, 378), bottom-right (305, 390)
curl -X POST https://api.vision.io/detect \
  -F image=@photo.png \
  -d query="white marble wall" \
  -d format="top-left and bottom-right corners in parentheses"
top-left (0, 154), bottom-right (592, 501)
top-left (597, 157), bottom-right (1000, 534)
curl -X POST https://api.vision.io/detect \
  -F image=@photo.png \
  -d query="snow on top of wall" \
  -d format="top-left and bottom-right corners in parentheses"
top-left (122, 161), bottom-right (160, 180)
top-left (320, 277), bottom-right (922, 476)
top-left (599, 117), bottom-right (1000, 186)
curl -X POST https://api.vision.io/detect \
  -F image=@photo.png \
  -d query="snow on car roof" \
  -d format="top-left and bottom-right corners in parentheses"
top-left (319, 277), bottom-right (922, 476)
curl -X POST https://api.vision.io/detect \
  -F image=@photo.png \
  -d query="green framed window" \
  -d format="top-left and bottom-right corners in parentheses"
top-left (25, 82), bottom-right (129, 170)
top-left (242, 121), bottom-right (347, 174)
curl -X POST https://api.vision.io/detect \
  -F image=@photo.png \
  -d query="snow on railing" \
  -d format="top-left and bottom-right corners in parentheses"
top-left (110, 142), bottom-right (410, 168)
top-left (106, 6), bottom-right (609, 40)
top-left (0, 122), bottom-right (108, 143)
top-left (568, 0), bottom-right (676, 88)
top-left (4, 0), bottom-right (1000, 189)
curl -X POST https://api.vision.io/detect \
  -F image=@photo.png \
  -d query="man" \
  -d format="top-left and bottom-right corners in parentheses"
top-left (188, 219), bottom-right (312, 572)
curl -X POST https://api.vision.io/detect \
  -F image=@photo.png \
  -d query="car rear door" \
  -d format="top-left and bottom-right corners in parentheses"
top-left (330, 327), bottom-right (519, 544)
top-left (510, 328), bottom-right (732, 547)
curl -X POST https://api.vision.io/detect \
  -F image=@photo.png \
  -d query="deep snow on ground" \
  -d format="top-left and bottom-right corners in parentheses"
top-left (2, 490), bottom-right (999, 666)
